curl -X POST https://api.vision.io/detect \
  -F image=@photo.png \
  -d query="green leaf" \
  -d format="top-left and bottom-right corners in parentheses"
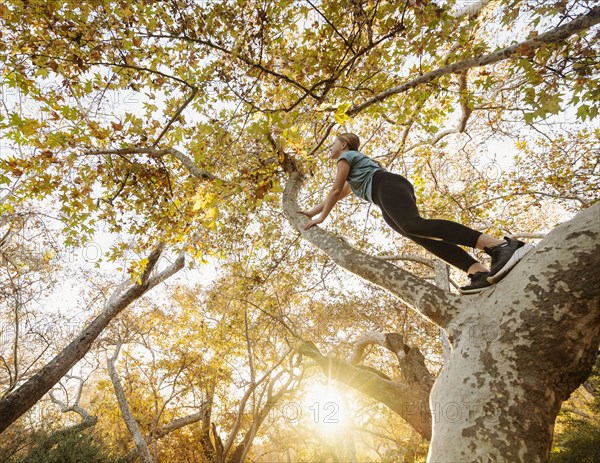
top-left (577, 105), bottom-right (590, 121)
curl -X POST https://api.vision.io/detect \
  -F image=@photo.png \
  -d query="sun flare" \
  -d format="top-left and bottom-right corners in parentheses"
top-left (302, 382), bottom-right (352, 439)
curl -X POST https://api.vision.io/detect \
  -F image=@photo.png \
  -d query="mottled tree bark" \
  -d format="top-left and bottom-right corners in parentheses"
top-left (427, 204), bottom-right (600, 462)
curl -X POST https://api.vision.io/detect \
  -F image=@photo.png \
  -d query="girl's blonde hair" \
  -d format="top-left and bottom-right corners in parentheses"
top-left (337, 132), bottom-right (385, 169)
top-left (337, 133), bottom-right (360, 152)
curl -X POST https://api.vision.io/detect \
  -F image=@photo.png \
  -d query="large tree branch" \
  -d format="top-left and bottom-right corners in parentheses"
top-left (87, 148), bottom-right (222, 182)
top-left (347, 6), bottom-right (600, 116)
top-left (0, 248), bottom-right (185, 434)
top-left (350, 331), bottom-right (435, 388)
top-left (282, 162), bottom-right (462, 328)
top-left (298, 341), bottom-right (432, 440)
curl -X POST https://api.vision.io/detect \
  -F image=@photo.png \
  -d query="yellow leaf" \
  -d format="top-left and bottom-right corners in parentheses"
top-left (335, 103), bottom-right (351, 125)
top-left (206, 207), bottom-right (218, 219)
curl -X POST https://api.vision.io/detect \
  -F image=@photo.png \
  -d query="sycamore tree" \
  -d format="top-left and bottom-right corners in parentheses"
top-left (1, 0), bottom-right (599, 461)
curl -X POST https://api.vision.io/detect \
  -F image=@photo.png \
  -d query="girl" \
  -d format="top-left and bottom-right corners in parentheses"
top-left (300, 133), bottom-right (534, 294)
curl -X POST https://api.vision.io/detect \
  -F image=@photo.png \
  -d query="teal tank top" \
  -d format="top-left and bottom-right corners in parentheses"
top-left (337, 150), bottom-right (385, 203)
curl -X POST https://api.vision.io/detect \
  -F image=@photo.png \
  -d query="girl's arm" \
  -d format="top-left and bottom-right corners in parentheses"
top-left (302, 160), bottom-right (351, 230)
top-left (299, 182), bottom-right (352, 218)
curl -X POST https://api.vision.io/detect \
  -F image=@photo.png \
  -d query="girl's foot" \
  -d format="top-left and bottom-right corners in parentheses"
top-left (459, 271), bottom-right (493, 294)
top-left (484, 237), bottom-right (536, 283)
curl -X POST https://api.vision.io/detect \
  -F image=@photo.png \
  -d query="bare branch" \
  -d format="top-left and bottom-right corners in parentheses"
top-left (561, 406), bottom-right (592, 420)
top-left (506, 233), bottom-right (546, 240)
top-left (306, 0), bottom-right (355, 52)
top-left (403, 71), bottom-right (473, 154)
top-left (376, 253), bottom-right (434, 268)
top-left (49, 383), bottom-right (92, 421)
top-left (222, 348), bottom-right (292, 459)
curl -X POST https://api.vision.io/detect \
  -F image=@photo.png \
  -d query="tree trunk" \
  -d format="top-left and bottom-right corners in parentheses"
top-left (283, 160), bottom-right (600, 461)
top-left (108, 342), bottom-right (154, 463)
top-left (427, 203), bottom-right (600, 462)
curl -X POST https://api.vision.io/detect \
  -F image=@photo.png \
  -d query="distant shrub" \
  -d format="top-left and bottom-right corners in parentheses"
top-left (14, 428), bottom-right (116, 463)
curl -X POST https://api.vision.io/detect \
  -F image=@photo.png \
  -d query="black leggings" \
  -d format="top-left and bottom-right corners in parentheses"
top-left (371, 170), bottom-right (482, 273)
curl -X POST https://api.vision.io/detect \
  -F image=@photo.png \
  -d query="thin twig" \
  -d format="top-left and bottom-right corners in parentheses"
top-left (153, 86), bottom-right (198, 148)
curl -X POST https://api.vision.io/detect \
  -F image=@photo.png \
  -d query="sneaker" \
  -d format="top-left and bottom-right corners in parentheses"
top-left (485, 237), bottom-right (535, 284)
top-left (459, 271), bottom-right (492, 294)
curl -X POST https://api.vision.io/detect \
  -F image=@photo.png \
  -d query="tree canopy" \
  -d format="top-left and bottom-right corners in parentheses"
top-left (2, 0), bottom-right (598, 256)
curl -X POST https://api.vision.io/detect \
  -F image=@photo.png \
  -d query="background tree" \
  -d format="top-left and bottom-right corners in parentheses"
top-left (550, 356), bottom-right (600, 462)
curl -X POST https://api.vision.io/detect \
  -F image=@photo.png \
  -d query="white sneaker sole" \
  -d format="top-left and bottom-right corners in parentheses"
top-left (459, 286), bottom-right (491, 295)
top-left (487, 244), bottom-right (536, 284)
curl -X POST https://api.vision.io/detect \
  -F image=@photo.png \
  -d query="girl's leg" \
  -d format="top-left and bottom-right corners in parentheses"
top-left (380, 209), bottom-right (483, 273)
top-left (372, 172), bottom-right (488, 273)
top-left (374, 172), bottom-right (483, 249)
